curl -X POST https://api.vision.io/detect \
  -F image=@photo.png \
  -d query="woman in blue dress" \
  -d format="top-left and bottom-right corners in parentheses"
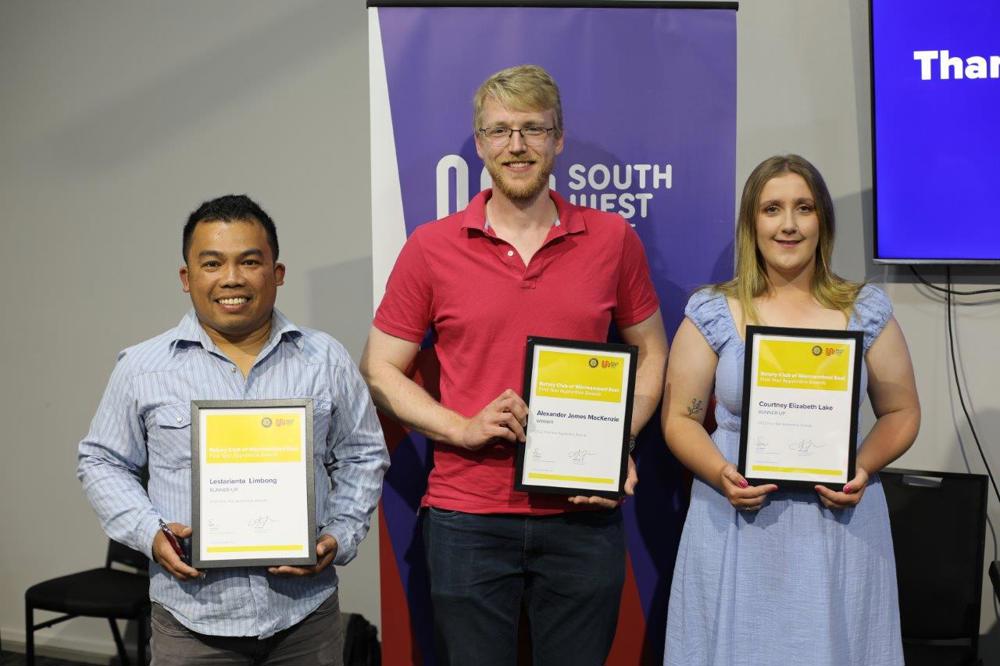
top-left (662, 154), bottom-right (920, 666)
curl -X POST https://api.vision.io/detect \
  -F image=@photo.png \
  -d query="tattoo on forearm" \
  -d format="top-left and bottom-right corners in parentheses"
top-left (686, 398), bottom-right (704, 417)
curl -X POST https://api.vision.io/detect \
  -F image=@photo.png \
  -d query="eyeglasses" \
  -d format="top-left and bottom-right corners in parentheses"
top-left (477, 126), bottom-right (556, 146)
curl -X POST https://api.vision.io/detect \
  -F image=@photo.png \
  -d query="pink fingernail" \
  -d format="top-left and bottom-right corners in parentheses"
top-left (844, 485), bottom-right (853, 493)
top-left (739, 480), bottom-right (748, 489)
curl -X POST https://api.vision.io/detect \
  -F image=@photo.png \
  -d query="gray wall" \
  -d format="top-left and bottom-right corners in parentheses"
top-left (0, 1), bottom-right (378, 658)
top-left (1, 0), bottom-right (997, 661)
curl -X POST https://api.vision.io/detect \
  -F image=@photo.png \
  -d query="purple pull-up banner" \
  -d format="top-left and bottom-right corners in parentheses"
top-left (369, 3), bottom-right (736, 663)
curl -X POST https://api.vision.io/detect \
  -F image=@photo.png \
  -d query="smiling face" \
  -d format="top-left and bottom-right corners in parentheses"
top-left (754, 172), bottom-right (820, 281)
top-left (474, 96), bottom-right (563, 204)
top-left (179, 219), bottom-right (285, 344)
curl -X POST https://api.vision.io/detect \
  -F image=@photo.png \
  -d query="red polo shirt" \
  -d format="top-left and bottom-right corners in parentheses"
top-left (374, 189), bottom-right (659, 514)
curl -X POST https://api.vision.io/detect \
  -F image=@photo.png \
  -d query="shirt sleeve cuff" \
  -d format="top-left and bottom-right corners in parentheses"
top-left (372, 318), bottom-right (427, 344)
top-left (136, 517), bottom-right (162, 561)
top-left (322, 526), bottom-right (356, 566)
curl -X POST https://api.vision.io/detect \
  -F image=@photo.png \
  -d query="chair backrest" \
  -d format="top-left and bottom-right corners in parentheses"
top-left (881, 468), bottom-right (988, 644)
top-left (106, 539), bottom-right (150, 573)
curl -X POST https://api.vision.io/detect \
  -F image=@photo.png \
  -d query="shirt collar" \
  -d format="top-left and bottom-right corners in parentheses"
top-left (169, 308), bottom-right (303, 355)
top-left (460, 189), bottom-right (587, 237)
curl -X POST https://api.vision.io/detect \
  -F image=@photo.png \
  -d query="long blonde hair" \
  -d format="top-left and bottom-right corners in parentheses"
top-left (716, 154), bottom-right (863, 325)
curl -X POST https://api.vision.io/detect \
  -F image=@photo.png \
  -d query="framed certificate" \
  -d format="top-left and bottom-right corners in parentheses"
top-left (739, 326), bottom-right (863, 489)
top-left (191, 399), bottom-right (316, 568)
top-left (515, 337), bottom-right (638, 499)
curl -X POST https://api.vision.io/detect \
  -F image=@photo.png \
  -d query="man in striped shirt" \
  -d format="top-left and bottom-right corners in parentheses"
top-left (78, 194), bottom-right (388, 665)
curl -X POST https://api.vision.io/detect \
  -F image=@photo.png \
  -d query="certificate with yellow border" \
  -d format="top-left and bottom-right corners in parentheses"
top-left (515, 337), bottom-right (637, 499)
top-left (191, 399), bottom-right (316, 568)
top-left (739, 326), bottom-right (863, 488)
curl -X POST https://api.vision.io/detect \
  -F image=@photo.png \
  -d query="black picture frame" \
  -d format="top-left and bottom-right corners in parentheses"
top-left (191, 399), bottom-right (316, 569)
top-left (514, 336), bottom-right (638, 499)
top-left (738, 326), bottom-right (863, 490)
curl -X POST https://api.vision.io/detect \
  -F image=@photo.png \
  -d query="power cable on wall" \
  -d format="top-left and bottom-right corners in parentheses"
top-left (908, 266), bottom-right (1000, 503)
top-left (940, 267), bottom-right (1000, 505)
top-left (908, 266), bottom-right (1000, 297)
top-left (909, 265), bottom-right (1000, 617)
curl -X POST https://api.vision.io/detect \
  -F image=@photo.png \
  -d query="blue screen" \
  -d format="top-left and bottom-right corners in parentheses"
top-left (872, 0), bottom-right (1000, 262)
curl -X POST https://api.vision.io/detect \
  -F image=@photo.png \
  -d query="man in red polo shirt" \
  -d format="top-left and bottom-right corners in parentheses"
top-left (361, 64), bottom-right (667, 666)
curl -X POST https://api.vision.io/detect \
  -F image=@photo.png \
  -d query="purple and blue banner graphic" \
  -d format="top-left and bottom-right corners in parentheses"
top-left (369, 4), bottom-right (736, 663)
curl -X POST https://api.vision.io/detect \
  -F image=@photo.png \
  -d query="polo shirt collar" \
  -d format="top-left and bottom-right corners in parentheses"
top-left (460, 189), bottom-right (587, 237)
top-left (170, 308), bottom-right (303, 355)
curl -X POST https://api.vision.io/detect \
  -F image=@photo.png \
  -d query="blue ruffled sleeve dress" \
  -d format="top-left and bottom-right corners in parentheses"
top-left (664, 285), bottom-right (903, 666)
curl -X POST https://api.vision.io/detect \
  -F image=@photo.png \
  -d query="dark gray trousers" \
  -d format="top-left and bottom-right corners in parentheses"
top-left (150, 592), bottom-right (343, 666)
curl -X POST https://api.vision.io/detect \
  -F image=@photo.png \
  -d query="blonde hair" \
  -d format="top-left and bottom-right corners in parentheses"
top-left (716, 154), bottom-right (863, 325)
top-left (473, 64), bottom-right (563, 138)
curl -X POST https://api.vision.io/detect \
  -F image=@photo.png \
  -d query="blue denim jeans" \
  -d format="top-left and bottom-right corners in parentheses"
top-left (424, 507), bottom-right (625, 666)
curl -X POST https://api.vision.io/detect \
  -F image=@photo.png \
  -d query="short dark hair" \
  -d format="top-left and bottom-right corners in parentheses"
top-left (182, 194), bottom-right (279, 263)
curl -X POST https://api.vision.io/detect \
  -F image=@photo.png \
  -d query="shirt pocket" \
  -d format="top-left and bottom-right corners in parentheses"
top-left (147, 403), bottom-right (192, 470)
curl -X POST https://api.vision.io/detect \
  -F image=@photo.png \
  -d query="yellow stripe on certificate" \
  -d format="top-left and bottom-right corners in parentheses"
top-left (534, 350), bottom-right (625, 403)
top-left (756, 339), bottom-right (851, 391)
top-left (751, 465), bottom-right (843, 476)
top-left (527, 472), bottom-right (616, 485)
top-left (205, 412), bottom-right (302, 464)
top-left (206, 544), bottom-right (305, 553)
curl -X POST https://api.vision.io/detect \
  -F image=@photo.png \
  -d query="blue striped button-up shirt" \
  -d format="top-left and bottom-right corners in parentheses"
top-left (78, 309), bottom-right (389, 638)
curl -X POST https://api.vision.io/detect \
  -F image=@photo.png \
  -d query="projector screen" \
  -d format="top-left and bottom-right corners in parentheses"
top-left (870, 0), bottom-right (1000, 264)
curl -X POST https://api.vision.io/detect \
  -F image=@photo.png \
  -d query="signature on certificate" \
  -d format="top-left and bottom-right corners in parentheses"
top-left (248, 514), bottom-right (276, 530)
top-left (567, 449), bottom-right (595, 465)
top-left (788, 438), bottom-right (823, 455)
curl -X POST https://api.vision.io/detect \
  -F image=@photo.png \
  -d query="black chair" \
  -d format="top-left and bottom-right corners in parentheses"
top-left (881, 468), bottom-right (988, 666)
top-left (989, 561), bottom-right (1000, 603)
top-left (343, 612), bottom-right (381, 665)
top-left (25, 539), bottom-right (150, 665)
